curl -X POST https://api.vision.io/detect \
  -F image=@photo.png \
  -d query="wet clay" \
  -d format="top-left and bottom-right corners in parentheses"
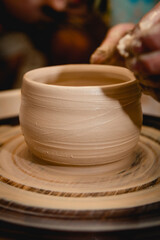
top-left (20, 64), bottom-right (142, 168)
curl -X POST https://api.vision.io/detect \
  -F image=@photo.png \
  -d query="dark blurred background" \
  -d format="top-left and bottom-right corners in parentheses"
top-left (0, 0), bottom-right (158, 90)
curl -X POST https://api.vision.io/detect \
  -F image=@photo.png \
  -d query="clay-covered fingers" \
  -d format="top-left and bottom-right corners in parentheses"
top-left (136, 74), bottom-right (160, 101)
top-left (90, 23), bottom-right (134, 64)
top-left (126, 51), bottom-right (160, 102)
top-left (138, 2), bottom-right (160, 31)
top-left (126, 51), bottom-right (160, 75)
top-left (117, 3), bottom-right (160, 102)
top-left (125, 23), bottom-right (160, 56)
top-left (117, 2), bottom-right (160, 57)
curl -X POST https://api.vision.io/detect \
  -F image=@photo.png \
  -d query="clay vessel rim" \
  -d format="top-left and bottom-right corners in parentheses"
top-left (23, 64), bottom-right (136, 90)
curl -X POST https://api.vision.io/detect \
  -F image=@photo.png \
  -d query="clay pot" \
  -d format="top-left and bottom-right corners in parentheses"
top-left (20, 64), bottom-right (142, 167)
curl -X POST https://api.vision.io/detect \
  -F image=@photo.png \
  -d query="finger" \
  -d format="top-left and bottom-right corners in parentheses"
top-left (138, 75), bottom-right (160, 89)
top-left (138, 2), bottom-right (160, 31)
top-left (139, 83), bottom-right (160, 102)
top-left (126, 51), bottom-right (160, 75)
top-left (135, 74), bottom-right (160, 101)
top-left (127, 23), bottom-right (160, 55)
top-left (98, 23), bottom-right (135, 49)
top-left (117, 3), bottom-right (160, 58)
top-left (90, 23), bottom-right (134, 64)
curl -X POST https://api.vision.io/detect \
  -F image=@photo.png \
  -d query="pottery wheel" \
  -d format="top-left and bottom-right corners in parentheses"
top-left (0, 125), bottom-right (160, 231)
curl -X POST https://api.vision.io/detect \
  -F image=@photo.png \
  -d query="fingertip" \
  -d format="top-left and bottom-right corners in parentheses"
top-left (90, 52), bottom-right (99, 64)
top-left (90, 49), bottom-right (108, 64)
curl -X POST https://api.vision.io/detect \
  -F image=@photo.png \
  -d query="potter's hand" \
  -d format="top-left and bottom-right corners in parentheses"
top-left (90, 2), bottom-right (160, 102)
top-left (119, 2), bottom-right (160, 102)
top-left (90, 23), bottom-right (134, 65)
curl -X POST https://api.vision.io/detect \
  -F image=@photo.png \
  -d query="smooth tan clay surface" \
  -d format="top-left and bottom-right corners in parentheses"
top-left (50, 78), bottom-right (123, 86)
top-left (20, 64), bottom-right (142, 167)
top-left (48, 72), bottom-right (124, 86)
